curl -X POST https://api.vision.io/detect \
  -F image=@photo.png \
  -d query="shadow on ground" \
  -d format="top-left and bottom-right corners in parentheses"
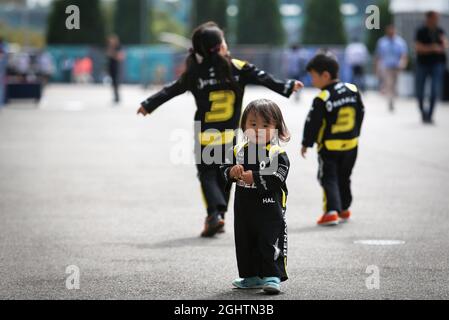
top-left (103, 236), bottom-right (232, 250)
top-left (205, 288), bottom-right (287, 300)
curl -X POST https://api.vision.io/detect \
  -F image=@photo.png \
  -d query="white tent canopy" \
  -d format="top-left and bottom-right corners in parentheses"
top-left (390, 0), bottom-right (449, 14)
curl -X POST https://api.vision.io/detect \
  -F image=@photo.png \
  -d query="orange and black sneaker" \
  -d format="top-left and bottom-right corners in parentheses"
top-left (200, 214), bottom-right (225, 238)
top-left (339, 210), bottom-right (351, 223)
top-left (317, 211), bottom-right (339, 226)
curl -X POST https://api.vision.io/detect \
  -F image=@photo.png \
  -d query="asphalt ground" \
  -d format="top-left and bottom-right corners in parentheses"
top-left (0, 84), bottom-right (448, 299)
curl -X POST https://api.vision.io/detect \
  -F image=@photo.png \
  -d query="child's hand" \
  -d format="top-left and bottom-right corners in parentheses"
top-left (137, 106), bottom-right (149, 116)
top-left (301, 146), bottom-right (308, 159)
top-left (230, 165), bottom-right (244, 180)
top-left (293, 80), bottom-right (304, 92)
top-left (241, 170), bottom-right (254, 185)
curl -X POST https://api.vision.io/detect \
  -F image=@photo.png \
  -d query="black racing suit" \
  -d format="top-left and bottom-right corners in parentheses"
top-left (141, 59), bottom-right (295, 218)
top-left (302, 82), bottom-right (365, 213)
top-left (221, 142), bottom-right (290, 281)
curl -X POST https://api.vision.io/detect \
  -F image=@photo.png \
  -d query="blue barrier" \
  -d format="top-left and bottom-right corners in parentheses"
top-left (47, 45), bottom-right (184, 84)
top-left (46, 45), bottom-right (356, 86)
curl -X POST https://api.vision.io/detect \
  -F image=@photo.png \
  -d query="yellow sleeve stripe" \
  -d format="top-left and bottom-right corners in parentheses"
top-left (317, 90), bottom-right (330, 102)
top-left (317, 119), bottom-right (326, 152)
top-left (231, 59), bottom-right (247, 70)
top-left (281, 189), bottom-right (287, 208)
top-left (234, 142), bottom-right (248, 156)
top-left (266, 144), bottom-right (286, 158)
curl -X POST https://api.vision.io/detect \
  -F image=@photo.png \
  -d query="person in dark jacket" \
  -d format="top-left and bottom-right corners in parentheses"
top-left (415, 11), bottom-right (449, 123)
top-left (106, 34), bottom-right (125, 104)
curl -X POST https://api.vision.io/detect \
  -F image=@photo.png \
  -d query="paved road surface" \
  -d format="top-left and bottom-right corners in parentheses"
top-left (0, 85), bottom-right (448, 299)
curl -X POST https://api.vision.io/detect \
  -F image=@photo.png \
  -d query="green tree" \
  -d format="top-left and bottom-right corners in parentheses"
top-left (46, 0), bottom-right (106, 46)
top-left (366, 0), bottom-right (393, 53)
top-left (191, 0), bottom-right (228, 30)
top-left (236, 0), bottom-right (284, 45)
top-left (302, 0), bottom-right (347, 45)
top-left (2, 22), bottom-right (44, 48)
top-left (114, 0), bottom-right (153, 44)
top-left (152, 9), bottom-right (186, 43)
top-left (102, 0), bottom-right (115, 36)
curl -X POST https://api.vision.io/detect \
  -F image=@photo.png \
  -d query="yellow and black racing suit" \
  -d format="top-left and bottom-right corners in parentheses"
top-left (302, 82), bottom-right (365, 213)
top-left (141, 59), bottom-right (295, 218)
top-left (220, 142), bottom-right (289, 281)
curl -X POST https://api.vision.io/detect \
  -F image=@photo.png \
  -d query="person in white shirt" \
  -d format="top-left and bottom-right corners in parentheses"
top-left (345, 37), bottom-right (369, 92)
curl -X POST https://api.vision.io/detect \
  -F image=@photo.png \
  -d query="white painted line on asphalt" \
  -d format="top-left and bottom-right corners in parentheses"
top-left (354, 240), bottom-right (406, 246)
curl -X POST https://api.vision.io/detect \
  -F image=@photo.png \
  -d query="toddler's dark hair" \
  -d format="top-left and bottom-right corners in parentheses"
top-left (241, 99), bottom-right (290, 142)
top-left (181, 21), bottom-right (238, 91)
top-left (306, 53), bottom-right (339, 79)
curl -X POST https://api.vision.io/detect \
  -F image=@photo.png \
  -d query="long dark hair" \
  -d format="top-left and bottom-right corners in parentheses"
top-left (241, 99), bottom-right (291, 143)
top-left (181, 22), bottom-right (239, 91)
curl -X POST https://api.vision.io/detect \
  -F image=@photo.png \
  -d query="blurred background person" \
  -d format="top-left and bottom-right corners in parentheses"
top-left (37, 50), bottom-right (55, 85)
top-left (0, 37), bottom-right (6, 108)
top-left (345, 37), bottom-right (369, 92)
top-left (60, 55), bottom-right (74, 83)
top-left (106, 34), bottom-right (125, 105)
top-left (16, 52), bottom-right (31, 81)
top-left (375, 24), bottom-right (408, 112)
top-left (415, 11), bottom-right (448, 124)
top-left (285, 44), bottom-right (307, 101)
top-left (73, 56), bottom-right (93, 84)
